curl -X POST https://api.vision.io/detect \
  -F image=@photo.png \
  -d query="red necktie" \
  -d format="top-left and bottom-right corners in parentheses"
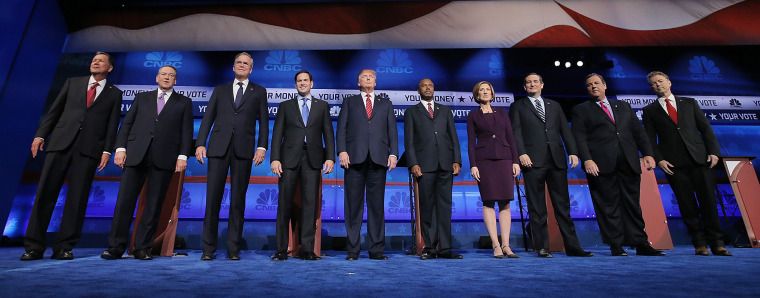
top-left (666, 98), bottom-right (678, 124)
top-left (86, 82), bottom-right (99, 108)
top-left (427, 102), bottom-right (434, 117)
top-left (365, 94), bottom-right (373, 118)
top-left (600, 101), bottom-right (615, 123)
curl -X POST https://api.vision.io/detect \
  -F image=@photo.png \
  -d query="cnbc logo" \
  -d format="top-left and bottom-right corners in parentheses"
top-left (87, 185), bottom-right (106, 208)
top-left (264, 50), bottom-right (302, 71)
top-left (179, 189), bottom-right (192, 210)
top-left (376, 49), bottom-right (413, 74)
top-left (144, 51), bottom-right (183, 68)
top-left (387, 191), bottom-right (410, 214)
top-left (488, 54), bottom-right (504, 76)
top-left (689, 56), bottom-right (722, 80)
top-left (255, 189), bottom-right (278, 211)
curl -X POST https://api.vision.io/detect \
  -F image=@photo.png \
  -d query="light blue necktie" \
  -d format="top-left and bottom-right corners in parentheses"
top-left (302, 98), bottom-right (309, 141)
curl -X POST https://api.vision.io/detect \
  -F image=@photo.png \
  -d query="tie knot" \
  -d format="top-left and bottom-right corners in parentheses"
top-left (90, 82), bottom-right (99, 90)
top-left (238, 82), bottom-right (244, 87)
top-left (366, 94), bottom-right (371, 100)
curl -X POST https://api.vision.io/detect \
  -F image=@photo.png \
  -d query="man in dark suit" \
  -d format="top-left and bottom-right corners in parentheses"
top-left (404, 78), bottom-right (463, 260)
top-left (509, 73), bottom-right (593, 258)
top-left (571, 73), bottom-right (664, 256)
top-left (100, 65), bottom-right (193, 260)
top-left (195, 52), bottom-right (269, 261)
top-left (271, 70), bottom-right (335, 261)
top-left (336, 69), bottom-right (398, 260)
top-left (642, 71), bottom-right (731, 256)
top-left (22, 52), bottom-right (123, 261)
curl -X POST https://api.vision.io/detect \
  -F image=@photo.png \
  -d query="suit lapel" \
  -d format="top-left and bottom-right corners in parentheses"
top-left (419, 102), bottom-right (433, 119)
top-left (592, 100), bottom-right (615, 124)
top-left (88, 80), bottom-right (112, 109)
top-left (524, 98), bottom-right (542, 121)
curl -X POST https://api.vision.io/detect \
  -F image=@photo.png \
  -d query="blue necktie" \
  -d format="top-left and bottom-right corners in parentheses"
top-left (302, 98), bottom-right (309, 141)
top-left (235, 82), bottom-right (244, 108)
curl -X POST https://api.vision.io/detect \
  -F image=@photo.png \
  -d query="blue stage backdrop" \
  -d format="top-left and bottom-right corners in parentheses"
top-left (4, 46), bottom-right (759, 237)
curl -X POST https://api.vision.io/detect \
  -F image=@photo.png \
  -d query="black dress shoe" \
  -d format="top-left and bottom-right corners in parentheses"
top-left (610, 244), bottom-right (628, 256)
top-left (299, 252), bottom-right (321, 261)
top-left (711, 246), bottom-right (732, 256)
top-left (369, 253), bottom-right (388, 260)
top-left (420, 251), bottom-right (437, 260)
top-left (636, 244), bottom-right (665, 256)
top-left (133, 250), bottom-right (154, 260)
top-left (200, 253), bottom-right (214, 261)
top-left (272, 251), bottom-right (288, 261)
top-left (51, 250), bottom-right (74, 260)
top-left (537, 249), bottom-right (554, 258)
top-left (566, 250), bottom-right (594, 257)
top-left (345, 253), bottom-right (358, 261)
top-left (437, 252), bottom-right (463, 259)
top-left (20, 250), bottom-right (43, 261)
top-left (695, 246), bottom-right (709, 256)
top-left (100, 249), bottom-right (123, 260)
top-left (227, 252), bottom-right (241, 261)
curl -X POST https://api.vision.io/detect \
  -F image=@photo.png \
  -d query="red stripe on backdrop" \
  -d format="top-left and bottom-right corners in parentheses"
top-left (63, 2), bottom-right (450, 34)
top-left (554, 0), bottom-right (760, 47)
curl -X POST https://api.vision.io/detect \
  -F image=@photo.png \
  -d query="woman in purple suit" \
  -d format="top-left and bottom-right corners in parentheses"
top-left (467, 81), bottom-right (521, 259)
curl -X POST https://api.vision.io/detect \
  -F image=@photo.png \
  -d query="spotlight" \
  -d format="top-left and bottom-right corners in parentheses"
top-left (554, 60), bottom-right (560, 67)
top-left (565, 61), bottom-right (571, 68)
top-left (577, 61), bottom-right (584, 67)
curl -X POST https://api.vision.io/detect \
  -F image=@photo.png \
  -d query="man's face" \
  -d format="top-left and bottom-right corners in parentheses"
top-left (523, 74), bottom-right (543, 96)
top-left (295, 73), bottom-right (313, 96)
top-left (90, 54), bottom-right (113, 76)
top-left (233, 55), bottom-right (253, 78)
top-left (648, 74), bottom-right (672, 97)
top-left (357, 70), bottom-right (376, 91)
top-left (156, 66), bottom-right (177, 91)
top-left (585, 75), bottom-right (607, 100)
top-left (418, 79), bottom-right (434, 101)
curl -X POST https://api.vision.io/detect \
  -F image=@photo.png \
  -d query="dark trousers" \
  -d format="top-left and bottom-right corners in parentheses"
top-left (107, 144), bottom-right (174, 254)
top-left (24, 133), bottom-right (99, 254)
top-left (417, 168), bottom-right (453, 254)
top-left (523, 151), bottom-right (583, 252)
top-left (667, 160), bottom-right (724, 247)
top-left (344, 156), bottom-right (387, 254)
top-left (587, 148), bottom-right (648, 246)
top-left (202, 140), bottom-right (253, 254)
top-left (275, 149), bottom-right (321, 254)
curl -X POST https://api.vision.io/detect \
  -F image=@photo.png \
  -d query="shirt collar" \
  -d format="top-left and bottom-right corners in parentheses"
top-left (235, 79), bottom-right (249, 86)
top-left (361, 91), bottom-right (374, 100)
top-left (658, 94), bottom-right (675, 104)
top-left (157, 88), bottom-right (173, 98)
top-left (89, 75), bottom-right (106, 87)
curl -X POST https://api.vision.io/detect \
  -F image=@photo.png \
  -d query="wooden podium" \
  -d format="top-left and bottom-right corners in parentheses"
top-left (129, 171), bottom-right (185, 257)
top-left (286, 178), bottom-right (323, 257)
top-left (544, 158), bottom-right (673, 251)
top-left (722, 156), bottom-right (760, 248)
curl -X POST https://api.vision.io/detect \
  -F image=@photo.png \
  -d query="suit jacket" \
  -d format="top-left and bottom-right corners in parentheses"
top-left (403, 101), bottom-right (461, 172)
top-left (466, 107), bottom-right (519, 168)
top-left (114, 90), bottom-right (194, 171)
top-left (270, 96), bottom-right (335, 169)
top-left (642, 96), bottom-right (720, 166)
top-left (336, 93), bottom-right (399, 166)
top-left (196, 81), bottom-right (269, 159)
top-left (571, 98), bottom-right (653, 175)
top-left (35, 76), bottom-right (123, 158)
top-left (509, 97), bottom-right (577, 169)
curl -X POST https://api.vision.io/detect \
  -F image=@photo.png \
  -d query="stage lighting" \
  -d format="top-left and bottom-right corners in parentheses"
top-left (554, 60), bottom-right (560, 67)
top-left (565, 62), bottom-right (571, 68)
top-left (577, 61), bottom-right (584, 67)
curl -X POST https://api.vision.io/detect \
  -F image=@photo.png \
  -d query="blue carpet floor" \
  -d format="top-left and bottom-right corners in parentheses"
top-left (0, 246), bottom-right (757, 297)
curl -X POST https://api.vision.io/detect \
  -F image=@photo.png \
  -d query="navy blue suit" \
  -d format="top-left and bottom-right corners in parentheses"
top-left (336, 93), bottom-right (398, 255)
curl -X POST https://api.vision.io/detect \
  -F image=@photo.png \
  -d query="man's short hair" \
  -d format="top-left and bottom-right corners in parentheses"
top-left (646, 71), bottom-right (669, 82)
top-left (524, 72), bottom-right (543, 84)
top-left (158, 65), bottom-right (178, 78)
top-left (96, 51), bottom-right (114, 68)
top-left (585, 73), bottom-right (606, 85)
top-left (235, 52), bottom-right (253, 62)
top-left (294, 70), bottom-right (312, 82)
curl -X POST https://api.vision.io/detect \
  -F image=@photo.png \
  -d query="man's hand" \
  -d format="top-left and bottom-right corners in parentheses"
top-left (387, 155), bottom-right (397, 171)
top-left (471, 167), bottom-right (480, 182)
top-left (410, 165), bottom-right (422, 178)
top-left (175, 159), bottom-right (187, 173)
top-left (98, 153), bottom-right (110, 171)
top-left (453, 163), bottom-right (461, 176)
top-left (512, 163), bottom-right (521, 177)
top-left (707, 154), bottom-right (720, 168)
top-left (31, 138), bottom-right (44, 158)
top-left (568, 155), bottom-right (579, 169)
top-left (658, 160), bottom-right (675, 175)
top-left (271, 160), bottom-right (282, 177)
top-left (114, 151), bottom-right (126, 168)
top-left (322, 160), bottom-right (335, 175)
top-left (643, 156), bottom-right (656, 171)
top-left (584, 160), bottom-right (599, 177)
top-left (339, 152), bottom-right (350, 168)
top-left (195, 146), bottom-right (206, 164)
top-left (253, 148), bottom-right (266, 166)
top-left (519, 154), bottom-right (532, 168)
